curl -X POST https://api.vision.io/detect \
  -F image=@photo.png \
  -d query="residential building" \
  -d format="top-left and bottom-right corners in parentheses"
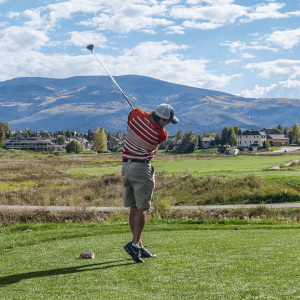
top-left (4, 137), bottom-right (55, 152)
top-left (237, 129), bottom-right (267, 151)
top-left (202, 137), bottom-right (215, 149)
top-left (267, 134), bottom-right (289, 146)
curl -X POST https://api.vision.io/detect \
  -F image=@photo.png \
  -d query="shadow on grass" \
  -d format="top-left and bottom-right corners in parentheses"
top-left (0, 259), bottom-right (133, 286)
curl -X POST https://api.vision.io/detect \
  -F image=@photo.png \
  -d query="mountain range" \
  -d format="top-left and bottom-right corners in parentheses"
top-left (1, 75), bottom-right (300, 136)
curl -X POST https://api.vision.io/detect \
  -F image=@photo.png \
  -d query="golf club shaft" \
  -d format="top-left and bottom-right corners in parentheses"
top-left (89, 49), bottom-right (134, 110)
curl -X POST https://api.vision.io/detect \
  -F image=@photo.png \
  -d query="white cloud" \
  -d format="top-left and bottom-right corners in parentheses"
top-left (141, 29), bottom-right (157, 34)
top-left (241, 3), bottom-right (289, 22)
top-left (245, 59), bottom-right (300, 80)
top-left (0, 26), bottom-right (49, 51)
top-left (182, 20), bottom-right (223, 30)
top-left (265, 28), bottom-right (300, 49)
top-left (221, 40), bottom-right (278, 53)
top-left (67, 31), bottom-right (107, 47)
top-left (0, 39), bottom-right (241, 90)
top-left (170, 4), bottom-right (248, 23)
top-left (225, 59), bottom-right (241, 64)
top-left (242, 53), bottom-right (255, 58)
top-left (240, 80), bottom-right (300, 98)
top-left (165, 25), bottom-right (185, 34)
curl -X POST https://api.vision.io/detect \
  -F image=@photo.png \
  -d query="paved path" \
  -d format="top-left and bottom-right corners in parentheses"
top-left (1, 203), bottom-right (300, 213)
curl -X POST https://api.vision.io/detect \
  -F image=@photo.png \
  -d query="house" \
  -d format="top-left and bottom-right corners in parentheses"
top-left (167, 135), bottom-right (183, 148)
top-left (4, 137), bottom-right (55, 152)
top-left (267, 134), bottom-right (289, 146)
top-left (237, 129), bottom-right (267, 151)
top-left (107, 136), bottom-right (124, 151)
top-left (202, 137), bottom-right (215, 149)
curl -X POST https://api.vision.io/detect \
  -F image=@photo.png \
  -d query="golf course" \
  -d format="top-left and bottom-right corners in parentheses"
top-left (1, 149), bottom-right (300, 299)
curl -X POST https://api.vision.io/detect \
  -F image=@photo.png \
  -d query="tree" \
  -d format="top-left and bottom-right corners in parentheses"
top-left (93, 127), bottom-right (107, 152)
top-left (87, 129), bottom-right (93, 142)
top-left (40, 131), bottom-right (51, 139)
top-left (291, 123), bottom-right (300, 144)
top-left (57, 135), bottom-right (66, 145)
top-left (116, 131), bottom-right (123, 139)
top-left (221, 126), bottom-right (231, 145)
top-left (65, 140), bottom-right (83, 153)
top-left (228, 128), bottom-right (237, 147)
top-left (214, 133), bottom-right (222, 146)
top-left (203, 132), bottom-right (211, 137)
top-left (0, 127), bottom-right (5, 148)
top-left (198, 135), bottom-right (203, 149)
top-left (65, 130), bottom-right (72, 141)
top-left (175, 131), bottom-right (198, 154)
top-left (0, 122), bottom-right (11, 138)
top-left (175, 129), bottom-right (183, 140)
top-left (106, 131), bottom-right (114, 139)
top-left (233, 126), bottom-right (239, 135)
top-left (277, 124), bottom-right (283, 134)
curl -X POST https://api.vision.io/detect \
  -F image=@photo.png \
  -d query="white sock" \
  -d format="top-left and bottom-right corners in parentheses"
top-left (132, 242), bottom-right (138, 247)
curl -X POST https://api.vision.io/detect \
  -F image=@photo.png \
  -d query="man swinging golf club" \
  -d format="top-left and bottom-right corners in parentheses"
top-left (86, 44), bottom-right (179, 263)
top-left (123, 104), bottom-right (179, 263)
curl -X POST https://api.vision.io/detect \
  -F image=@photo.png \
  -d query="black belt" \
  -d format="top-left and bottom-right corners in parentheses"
top-left (123, 158), bottom-right (150, 164)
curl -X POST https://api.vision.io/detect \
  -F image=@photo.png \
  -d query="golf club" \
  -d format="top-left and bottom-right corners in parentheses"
top-left (86, 44), bottom-right (135, 110)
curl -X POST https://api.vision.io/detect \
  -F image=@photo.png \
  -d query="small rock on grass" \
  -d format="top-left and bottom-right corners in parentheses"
top-left (79, 250), bottom-right (95, 259)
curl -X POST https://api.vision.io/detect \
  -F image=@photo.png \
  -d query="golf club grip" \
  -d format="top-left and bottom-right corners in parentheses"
top-left (92, 52), bottom-right (135, 111)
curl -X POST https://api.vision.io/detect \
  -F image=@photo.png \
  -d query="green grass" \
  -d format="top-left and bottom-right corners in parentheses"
top-left (68, 154), bottom-right (300, 186)
top-left (1, 221), bottom-right (300, 299)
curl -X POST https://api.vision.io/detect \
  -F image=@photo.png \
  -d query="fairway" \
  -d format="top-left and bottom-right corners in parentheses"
top-left (1, 222), bottom-right (300, 299)
top-left (68, 154), bottom-right (300, 185)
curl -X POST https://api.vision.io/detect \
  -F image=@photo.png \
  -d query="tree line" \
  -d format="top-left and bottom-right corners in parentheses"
top-left (2, 122), bottom-right (300, 154)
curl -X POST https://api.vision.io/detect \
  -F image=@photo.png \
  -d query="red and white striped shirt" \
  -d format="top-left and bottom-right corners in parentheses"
top-left (122, 108), bottom-right (168, 161)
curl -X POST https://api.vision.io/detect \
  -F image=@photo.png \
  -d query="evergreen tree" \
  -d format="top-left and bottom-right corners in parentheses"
top-left (87, 129), bottom-right (93, 142)
top-left (292, 123), bottom-right (300, 144)
top-left (277, 124), bottom-right (283, 134)
top-left (198, 135), bottom-right (203, 149)
top-left (221, 126), bottom-right (230, 145)
top-left (214, 133), bottom-right (222, 146)
top-left (93, 127), bottom-right (107, 152)
top-left (175, 129), bottom-right (183, 140)
top-left (175, 131), bottom-right (198, 154)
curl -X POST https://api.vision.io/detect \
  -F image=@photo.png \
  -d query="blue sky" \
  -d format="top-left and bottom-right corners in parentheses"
top-left (0, 0), bottom-right (300, 98)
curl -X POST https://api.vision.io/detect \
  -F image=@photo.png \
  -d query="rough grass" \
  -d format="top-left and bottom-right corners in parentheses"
top-left (1, 150), bottom-right (300, 219)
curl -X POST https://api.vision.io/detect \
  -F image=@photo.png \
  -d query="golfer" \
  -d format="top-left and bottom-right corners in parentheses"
top-left (122, 103), bottom-right (179, 263)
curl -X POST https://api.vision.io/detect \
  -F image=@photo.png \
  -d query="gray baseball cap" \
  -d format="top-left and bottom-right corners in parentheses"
top-left (155, 103), bottom-right (179, 124)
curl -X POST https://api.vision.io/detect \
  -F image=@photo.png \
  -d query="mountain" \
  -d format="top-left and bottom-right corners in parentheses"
top-left (1, 75), bottom-right (300, 135)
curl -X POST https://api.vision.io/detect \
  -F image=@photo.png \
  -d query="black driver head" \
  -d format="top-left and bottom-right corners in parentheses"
top-left (86, 44), bottom-right (94, 51)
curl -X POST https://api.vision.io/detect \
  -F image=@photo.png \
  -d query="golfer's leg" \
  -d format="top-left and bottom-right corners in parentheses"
top-left (132, 207), bottom-right (149, 245)
top-left (129, 206), bottom-right (137, 234)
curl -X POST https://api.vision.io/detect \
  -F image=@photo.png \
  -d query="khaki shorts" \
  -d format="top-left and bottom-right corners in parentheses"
top-left (121, 161), bottom-right (155, 209)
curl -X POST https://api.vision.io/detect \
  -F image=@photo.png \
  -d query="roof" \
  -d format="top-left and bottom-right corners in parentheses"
top-left (240, 129), bottom-right (261, 135)
top-left (202, 137), bottom-right (215, 142)
top-left (268, 134), bottom-right (289, 140)
top-left (260, 128), bottom-right (276, 135)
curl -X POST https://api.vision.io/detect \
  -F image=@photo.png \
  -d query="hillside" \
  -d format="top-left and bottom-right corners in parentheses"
top-left (0, 75), bottom-right (299, 135)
